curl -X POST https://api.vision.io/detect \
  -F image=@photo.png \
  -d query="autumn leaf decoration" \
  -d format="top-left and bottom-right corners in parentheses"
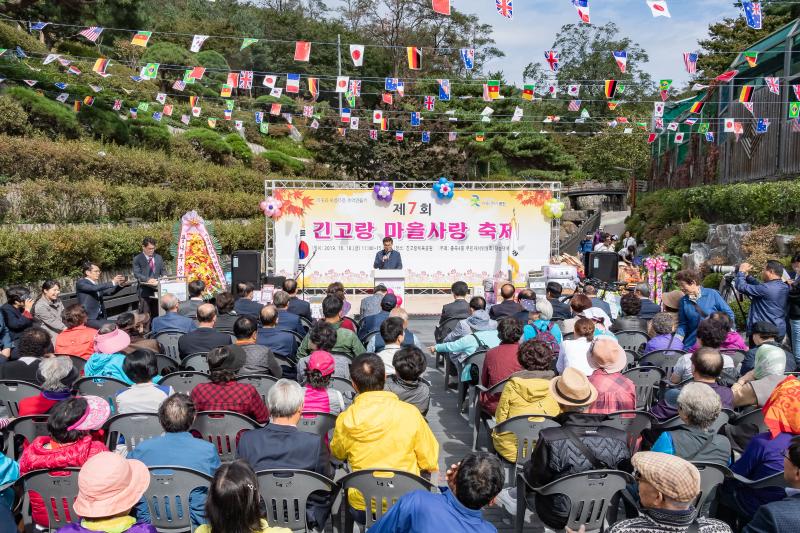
top-left (273, 189), bottom-right (315, 219)
top-left (516, 190), bottom-right (553, 208)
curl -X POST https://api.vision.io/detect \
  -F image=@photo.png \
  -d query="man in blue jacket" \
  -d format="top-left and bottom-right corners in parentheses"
top-left (736, 260), bottom-right (790, 342)
top-left (373, 237), bottom-right (403, 270)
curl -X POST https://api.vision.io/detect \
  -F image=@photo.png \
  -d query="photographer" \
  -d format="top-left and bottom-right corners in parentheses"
top-left (735, 260), bottom-right (789, 343)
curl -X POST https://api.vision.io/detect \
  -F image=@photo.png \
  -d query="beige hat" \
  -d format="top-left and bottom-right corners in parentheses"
top-left (632, 451), bottom-right (700, 503)
top-left (549, 367), bottom-right (598, 407)
top-left (661, 290), bottom-right (683, 311)
top-left (588, 338), bottom-right (627, 374)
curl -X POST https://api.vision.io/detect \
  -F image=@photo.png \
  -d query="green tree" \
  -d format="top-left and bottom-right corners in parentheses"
top-left (578, 129), bottom-right (649, 183)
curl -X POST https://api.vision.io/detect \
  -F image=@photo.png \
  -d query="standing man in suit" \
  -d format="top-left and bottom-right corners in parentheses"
top-left (133, 237), bottom-right (165, 323)
top-left (283, 279), bottom-right (312, 322)
top-left (75, 261), bottom-right (127, 327)
top-left (439, 281), bottom-right (471, 324)
top-left (373, 237), bottom-right (403, 270)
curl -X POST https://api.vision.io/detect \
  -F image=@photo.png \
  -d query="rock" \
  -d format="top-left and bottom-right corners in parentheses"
top-left (561, 210), bottom-right (589, 222)
top-left (775, 234), bottom-right (796, 256)
top-left (682, 242), bottom-right (710, 271)
top-left (561, 221), bottom-right (578, 236)
top-left (705, 223), bottom-right (751, 265)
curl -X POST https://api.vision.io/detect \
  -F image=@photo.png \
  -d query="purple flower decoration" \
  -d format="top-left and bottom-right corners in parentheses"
top-left (374, 180), bottom-right (394, 202)
top-left (433, 177), bottom-right (455, 199)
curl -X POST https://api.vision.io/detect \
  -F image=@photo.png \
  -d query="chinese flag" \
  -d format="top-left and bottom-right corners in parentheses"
top-left (432, 0), bottom-right (451, 15)
top-left (294, 41), bottom-right (311, 62)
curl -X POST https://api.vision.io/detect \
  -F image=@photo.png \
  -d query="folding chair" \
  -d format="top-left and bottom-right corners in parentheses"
top-left (191, 411), bottom-right (259, 462)
top-left (155, 330), bottom-right (185, 362)
top-left (621, 366), bottom-right (665, 409)
top-left (235, 374), bottom-right (279, 406)
top-left (0, 380), bottom-right (41, 417)
top-left (104, 412), bottom-right (164, 452)
top-left (20, 468), bottom-right (81, 530)
top-left (160, 371), bottom-right (211, 395)
top-left (3, 415), bottom-right (49, 460)
top-left (180, 352), bottom-right (210, 373)
top-left (614, 330), bottom-right (650, 355)
top-left (492, 414), bottom-right (560, 486)
top-left (297, 411), bottom-right (338, 440)
top-left (472, 379), bottom-right (509, 451)
top-left (142, 466), bottom-right (213, 532)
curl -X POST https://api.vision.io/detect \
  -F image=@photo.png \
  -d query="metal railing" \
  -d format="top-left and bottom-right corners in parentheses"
top-left (559, 210), bottom-right (602, 256)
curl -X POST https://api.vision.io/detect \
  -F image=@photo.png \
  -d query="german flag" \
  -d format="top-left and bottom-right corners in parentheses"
top-left (690, 101), bottom-right (705, 114)
top-left (189, 96), bottom-right (199, 107)
top-left (308, 77), bottom-right (319, 99)
top-left (83, 96), bottom-right (94, 106)
top-left (739, 85), bottom-right (754, 103)
top-left (407, 47), bottom-right (421, 70)
top-left (381, 117), bottom-right (388, 131)
top-left (73, 100), bottom-right (81, 113)
top-left (92, 58), bottom-right (110, 75)
top-left (604, 80), bottom-right (618, 99)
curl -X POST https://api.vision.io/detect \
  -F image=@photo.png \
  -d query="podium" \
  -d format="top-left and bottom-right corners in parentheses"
top-left (373, 269), bottom-right (405, 303)
top-left (156, 278), bottom-right (187, 316)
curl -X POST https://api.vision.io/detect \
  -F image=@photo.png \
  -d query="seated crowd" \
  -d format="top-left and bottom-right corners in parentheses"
top-left (0, 265), bottom-right (799, 533)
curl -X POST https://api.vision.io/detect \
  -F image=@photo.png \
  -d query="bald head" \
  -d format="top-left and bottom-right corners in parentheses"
top-left (196, 303), bottom-right (217, 325)
top-left (260, 304), bottom-right (278, 327)
top-left (160, 293), bottom-right (179, 313)
top-left (691, 347), bottom-right (723, 380)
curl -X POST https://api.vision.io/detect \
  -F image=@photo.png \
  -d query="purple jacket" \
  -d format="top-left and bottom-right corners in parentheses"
top-left (644, 333), bottom-right (683, 354)
top-left (56, 523), bottom-right (158, 533)
top-left (730, 432), bottom-right (794, 517)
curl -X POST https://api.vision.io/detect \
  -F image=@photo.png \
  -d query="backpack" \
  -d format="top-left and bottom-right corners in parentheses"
top-left (533, 322), bottom-right (559, 353)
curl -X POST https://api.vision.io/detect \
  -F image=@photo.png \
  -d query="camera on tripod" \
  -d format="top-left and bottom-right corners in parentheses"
top-left (710, 265), bottom-right (738, 275)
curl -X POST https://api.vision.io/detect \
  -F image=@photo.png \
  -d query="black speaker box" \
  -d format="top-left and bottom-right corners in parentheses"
top-left (231, 250), bottom-right (261, 289)
top-left (585, 252), bottom-right (619, 283)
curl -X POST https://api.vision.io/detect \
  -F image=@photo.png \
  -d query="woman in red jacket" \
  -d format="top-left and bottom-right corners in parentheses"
top-left (19, 396), bottom-right (110, 528)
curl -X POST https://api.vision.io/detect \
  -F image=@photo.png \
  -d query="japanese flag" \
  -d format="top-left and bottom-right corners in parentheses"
top-left (646, 0), bottom-right (671, 17)
top-left (373, 110), bottom-right (384, 124)
top-left (724, 118), bottom-right (735, 132)
top-left (350, 44), bottom-right (365, 67)
top-left (674, 132), bottom-right (684, 144)
top-left (336, 76), bottom-right (350, 93)
top-left (262, 74), bottom-right (277, 88)
top-left (191, 106), bottom-right (201, 117)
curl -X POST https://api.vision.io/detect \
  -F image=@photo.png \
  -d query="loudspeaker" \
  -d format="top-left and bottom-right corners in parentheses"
top-left (264, 275), bottom-right (287, 290)
top-left (231, 250), bottom-right (261, 290)
top-left (585, 252), bottom-right (619, 283)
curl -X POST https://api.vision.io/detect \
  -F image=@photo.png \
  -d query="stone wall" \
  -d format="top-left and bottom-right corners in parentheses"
top-left (682, 223), bottom-right (751, 271)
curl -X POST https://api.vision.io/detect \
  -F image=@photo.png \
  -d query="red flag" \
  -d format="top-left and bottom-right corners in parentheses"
top-left (432, 0), bottom-right (451, 15)
top-left (715, 70), bottom-right (738, 83)
top-left (647, 133), bottom-right (657, 144)
top-left (294, 41), bottom-right (311, 62)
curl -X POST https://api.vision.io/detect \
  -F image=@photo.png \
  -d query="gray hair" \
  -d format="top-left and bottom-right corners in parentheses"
top-left (272, 290), bottom-right (290, 308)
top-left (160, 293), bottom-right (179, 312)
top-left (40, 356), bottom-right (72, 391)
top-left (677, 382), bottom-right (721, 429)
top-left (535, 298), bottom-right (554, 321)
top-left (635, 283), bottom-right (651, 298)
top-left (651, 312), bottom-right (676, 335)
top-left (267, 378), bottom-right (304, 418)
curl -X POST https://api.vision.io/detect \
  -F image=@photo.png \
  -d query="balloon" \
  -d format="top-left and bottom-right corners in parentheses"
top-left (373, 180), bottom-right (395, 202)
top-left (259, 200), bottom-right (268, 212)
top-left (433, 177), bottom-right (455, 199)
top-left (261, 196), bottom-right (283, 218)
top-left (542, 198), bottom-right (565, 219)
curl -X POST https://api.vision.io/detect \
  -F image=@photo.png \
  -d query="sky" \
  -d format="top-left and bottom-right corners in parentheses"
top-left (331, 0), bottom-right (746, 86)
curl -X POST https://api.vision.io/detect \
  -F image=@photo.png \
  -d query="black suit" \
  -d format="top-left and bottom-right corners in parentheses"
top-left (489, 300), bottom-right (525, 321)
top-left (177, 327), bottom-right (232, 359)
top-left (638, 298), bottom-right (662, 321)
top-left (287, 296), bottom-right (312, 322)
top-left (76, 277), bottom-right (123, 321)
top-left (236, 423), bottom-right (332, 528)
top-left (548, 298), bottom-right (573, 321)
top-left (439, 299), bottom-right (470, 325)
top-left (132, 252), bottom-right (165, 319)
top-left (234, 298), bottom-right (264, 319)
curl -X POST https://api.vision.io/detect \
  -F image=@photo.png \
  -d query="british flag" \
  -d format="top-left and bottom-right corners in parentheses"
top-left (238, 70), bottom-right (253, 89)
top-left (496, 0), bottom-right (513, 19)
top-left (424, 96), bottom-right (435, 111)
top-left (79, 26), bottom-right (103, 43)
top-left (683, 52), bottom-right (698, 74)
top-left (765, 77), bottom-right (780, 95)
top-left (544, 50), bottom-right (560, 72)
top-left (348, 79), bottom-right (361, 96)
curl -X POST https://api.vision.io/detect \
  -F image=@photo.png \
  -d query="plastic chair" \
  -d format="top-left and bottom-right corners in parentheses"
top-left (20, 467), bottom-right (81, 529)
top-left (731, 407), bottom-right (768, 434)
top-left (73, 376), bottom-right (129, 411)
top-left (104, 412), bottom-right (164, 452)
top-left (256, 469), bottom-right (339, 532)
top-left (338, 469), bottom-right (434, 531)
top-left (360, 331), bottom-right (381, 349)
top-left (656, 409), bottom-right (733, 432)
top-left (155, 353), bottom-right (180, 375)
top-left (160, 372), bottom-right (211, 395)
top-left (621, 366), bottom-right (665, 409)
top-left (692, 462), bottom-right (732, 516)
top-left (3, 415), bottom-right (49, 460)
top-left (299, 316), bottom-right (313, 333)
top-left (180, 352), bottom-right (210, 373)
top-left (515, 469), bottom-right (633, 533)
top-left (639, 349), bottom-right (686, 380)
top-left (331, 376), bottom-right (356, 400)
top-left (733, 470), bottom-right (788, 489)
top-left (142, 466), bottom-right (213, 532)
top-left (191, 411), bottom-right (259, 462)
top-left (492, 414), bottom-right (560, 485)
top-left (65, 355), bottom-right (87, 375)
top-left (458, 349), bottom-right (488, 413)
top-left (615, 330), bottom-right (650, 355)
top-left (235, 374), bottom-right (279, 406)
top-left (155, 330), bottom-right (185, 362)
top-left (297, 411), bottom-right (337, 439)
top-left (598, 410), bottom-right (657, 454)
top-left (624, 350), bottom-right (637, 370)
top-left (722, 349), bottom-right (748, 370)
top-left (472, 379), bottom-right (509, 451)
top-left (0, 380), bottom-right (41, 417)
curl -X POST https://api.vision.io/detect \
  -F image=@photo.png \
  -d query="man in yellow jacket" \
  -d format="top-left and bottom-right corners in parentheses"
top-left (331, 353), bottom-right (439, 518)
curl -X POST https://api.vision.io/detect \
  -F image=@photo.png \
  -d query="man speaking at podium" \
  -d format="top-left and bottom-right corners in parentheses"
top-left (373, 237), bottom-right (403, 270)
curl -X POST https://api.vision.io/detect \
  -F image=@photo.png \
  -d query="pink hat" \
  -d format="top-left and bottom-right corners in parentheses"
top-left (588, 337), bottom-right (628, 374)
top-left (73, 452), bottom-right (150, 518)
top-left (94, 327), bottom-right (130, 354)
top-left (308, 350), bottom-right (335, 376)
top-left (67, 395), bottom-right (111, 431)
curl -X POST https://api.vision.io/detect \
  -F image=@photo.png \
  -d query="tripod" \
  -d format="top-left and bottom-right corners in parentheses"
top-left (720, 274), bottom-right (748, 319)
top-left (294, 249), bottom-right (317, 302)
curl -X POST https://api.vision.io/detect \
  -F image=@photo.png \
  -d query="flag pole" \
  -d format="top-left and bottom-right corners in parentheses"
top-left (337, 34), bottom-right (343, 115)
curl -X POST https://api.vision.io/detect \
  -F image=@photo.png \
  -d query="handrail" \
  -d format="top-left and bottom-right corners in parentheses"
top-left (560, 210), bottom-right (602, 255)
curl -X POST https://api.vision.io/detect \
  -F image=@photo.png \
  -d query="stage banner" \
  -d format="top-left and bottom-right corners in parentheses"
top-left (271, 185), bottom-right (555, 288)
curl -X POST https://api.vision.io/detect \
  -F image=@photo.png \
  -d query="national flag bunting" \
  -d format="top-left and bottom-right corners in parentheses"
top-left (449, 132), bottom-right (457, 141)
top-left (460, 48), bottom-right (475, 70)
top-left (308, 77), bottom-right (319, 99)
top-left (140, 63), bottom-right (159, 79)
top-left (131, 31), bottom-right (152, 47)
top-left (112, 99), bottom-right (121, 110)
top-left (646, 0), bottom-right (671, 17)
top-left (220, 85), bottom-right (232, 97)
top-left (438, 79), bottom-right (451, 101)
top-left (263, 75), bottom-right (277, 88)
top-left (396, 131), bottom-right (404, 141)
top-left (744, 51), bottom-right (758, 68)
top-left (370, 129), bottom-right (378, 140)
top-left (743, 2), bottom-right (762, 30)
top-left (683, 52), bottom-right (698, 74)
top-left (373, 110), bottom-right (384, 124)
top-left (422, 131), bottom-right (431, 143)
top-left (756, 118), bottom-right (769, 133)
top-left (188, 67), bottom-right (206, 80)
top-left (411, 112), bottom-right (421, 126)
top-left (341, 108), bottom-right (351, 123)
top-left (336, 76), bottom-right (349, 93)
top-left (172, 80), bottom-right (186, 91)
top-left (350, 44), bottom-right (364, 66)
top-left (294, 41), bottom-right (311, 62)
top-left (163, 105), bottom-right (173, 116)
top-left (604, 80), bottom-right (618, 99)
top-left (544, 50), bottom-right (560, 72)
top-left (270, 103), bottom-right (282, 116)
top-left (432, 0), bottom-right (451, 15)
top-left (155, 92), bottom-right (166, 104)
top-left (239, 71), bottom-right (253, 90)
top-left (30, 22), bottom-right (48, 31)
top-left (568, 84), bottom-right (580, 97)
top-left (67, 65), bottom-right (81, 75)
top-left (496, 0), bottom-right (513, 19)
top-left (190, 35), bottom-right (209, 53)
top-left (572, 0), bottom-right (590, 23)
top-left (79, 26), bottom-right (103, 43)
top-left (487, 80), bottom-right (500, 99)
top-left (241, 38), bottom-right (258, 50)
top-left (689, 101), bottom-right (705, 114)
top-left (286, 73), bottom-right (300, 93)
top-left (224, 109), bottom-right (232, 120)
top-left (739, 85), bottom-right (754, 103)
top-left (349, 79), bottom-right (361, 96)
top-left (383, 93), bottom-right (393, 105)
top-left (424, 96), bottom-right (435, 111)
top-left (716, 70), bottom-right (739, 82)
top-left (92, 58), bottom-right (110, 75)
top-left (476, 132), bottom-right (485, 142)
top-left (407, 47), bottom-right (421, 70)
top-left (613, 51), bottom-right (627, 73)
top-left (189, 96), bottom-right (199, 107)
top-left (765, 77), bottom-right (780, 95)
top-left (568, 100), bottom-right (581, 112)
top-left (522, 84), bottom-right (535, 100)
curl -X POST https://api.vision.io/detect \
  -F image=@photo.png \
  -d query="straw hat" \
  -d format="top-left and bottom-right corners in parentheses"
top-left (73, 452), bottom-right (150, 518)
top-left (549, 367), bottom-right (598, 407)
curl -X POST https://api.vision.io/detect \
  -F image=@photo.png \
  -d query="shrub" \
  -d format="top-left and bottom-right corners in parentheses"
top-left (0, 218), bottom-right (265, 286)
top-left (128, 117), bottom-right (172, 151)
top-left (702, 273), bottom-right (723, 290)
top-left (184, 128), bottom-right (232, 164)
top-left (6, 87), bottom-right (80, 139)
top-left (0, 22), bottom-right (48, 54)
top-left (0, 135), bottom-right (266, 193)
top-left (224, 133), bottom-right (253, 164)
top-left (260, 150), bottom-right (305, 174)
top-left (77, 105), bottom-right (130, 145)
top-left (0, 95), bottom-right (30, 136)
top-left (259, 136), bottom-right (313, 159)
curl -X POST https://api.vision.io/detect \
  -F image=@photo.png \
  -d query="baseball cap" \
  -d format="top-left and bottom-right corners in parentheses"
top-left (308, 350), bottom-right (335, 376)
